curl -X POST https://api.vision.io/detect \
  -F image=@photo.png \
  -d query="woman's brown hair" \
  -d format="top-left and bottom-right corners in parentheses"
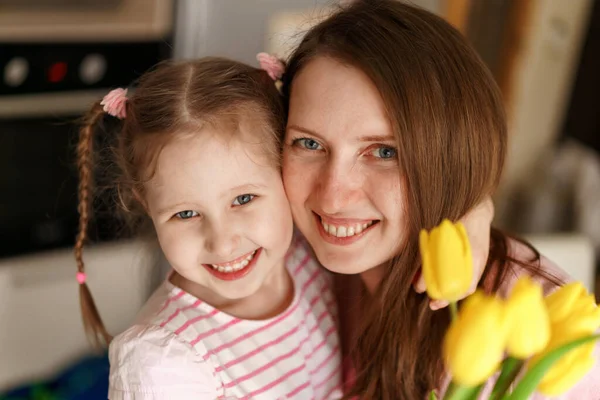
top-left (75, 58), bottom-right (284, 348)
top-left (281, 1), bottom-right (560, 398)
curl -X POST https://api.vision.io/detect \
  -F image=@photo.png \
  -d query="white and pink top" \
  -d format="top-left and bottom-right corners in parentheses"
top-left (108, 236), bottom-right (342, 399)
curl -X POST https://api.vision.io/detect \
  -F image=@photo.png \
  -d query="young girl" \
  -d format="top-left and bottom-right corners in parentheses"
top-left (279, 1), bottom-right (600, 399)
top-left (74, 57), bottom-right (343, 399)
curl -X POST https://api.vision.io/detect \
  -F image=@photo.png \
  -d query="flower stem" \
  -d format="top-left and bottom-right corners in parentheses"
top-left (490, 357), bottom-right (523, 400)
top-left (449, 301), bottom-right (458, 321)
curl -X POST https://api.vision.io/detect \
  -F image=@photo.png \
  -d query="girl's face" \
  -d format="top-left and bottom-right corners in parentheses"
top-left (282, 57), bottom-right (407, 284)
top-left (145, 118), bottom-right (293, 302)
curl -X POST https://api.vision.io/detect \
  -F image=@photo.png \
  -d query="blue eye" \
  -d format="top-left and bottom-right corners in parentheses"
top-left (175, 210), bottom-right (199, 219)
top-left (295, 138), bottom-right (322, 151)
top-left (232, 194), bottom-right (255, 206)
top-left (373, 146), bottom-right (397, 159)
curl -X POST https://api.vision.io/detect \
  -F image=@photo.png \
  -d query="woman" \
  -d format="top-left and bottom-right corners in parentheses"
top-left (279, 1), bottom-right (600, 398)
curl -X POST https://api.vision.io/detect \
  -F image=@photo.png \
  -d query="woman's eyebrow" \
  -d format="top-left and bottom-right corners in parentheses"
top-left (359, 135), bottom-right (395, 142)
top-left (286, 124), bottom-right (324, 139)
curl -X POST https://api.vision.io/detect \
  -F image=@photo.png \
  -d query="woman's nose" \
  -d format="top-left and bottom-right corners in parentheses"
top-left (316, 159), bottom-right (363, 215)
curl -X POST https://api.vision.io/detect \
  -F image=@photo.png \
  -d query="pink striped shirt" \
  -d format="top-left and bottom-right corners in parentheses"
top-left (108, 237), bottom-right (343, 399)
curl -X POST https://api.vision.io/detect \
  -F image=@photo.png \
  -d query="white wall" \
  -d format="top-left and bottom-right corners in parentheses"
top-left (173, 0), bottom-right (442, 63)
top-left (0, 240), bottom-right (160, 391)
top-left (497, 0), bottom-right (593, 221)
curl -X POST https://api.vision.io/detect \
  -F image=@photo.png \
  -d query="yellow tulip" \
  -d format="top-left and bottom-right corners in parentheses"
top-left (532, 282), bottom-right (600, 396)
top-left (505, 276), bottom-right (550, 358)
top-left (419, 219), bottom-right (473, 302)
top-left (537, 342), bottom-right (596, 395)
top-left (443, 291), bottom-right (509, 386)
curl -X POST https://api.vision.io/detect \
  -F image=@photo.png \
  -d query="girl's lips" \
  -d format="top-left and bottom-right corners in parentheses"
top-left (202, 248), bottom-right (262, 281)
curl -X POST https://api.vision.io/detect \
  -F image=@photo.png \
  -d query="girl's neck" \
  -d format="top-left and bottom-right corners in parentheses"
top-left (171, 260), bottom-right (294, 320)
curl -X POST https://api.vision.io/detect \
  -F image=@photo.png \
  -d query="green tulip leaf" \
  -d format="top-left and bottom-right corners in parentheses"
top-left (507, 334), bottom-right (600, 399)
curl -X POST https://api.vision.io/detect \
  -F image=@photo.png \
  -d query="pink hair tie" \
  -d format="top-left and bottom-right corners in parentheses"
top-left (256, 52), bottom-right (285, 81)
top-left (101, 88), bottom-right (128, 119)
top-left (76, 272), bottom-right (87, 285)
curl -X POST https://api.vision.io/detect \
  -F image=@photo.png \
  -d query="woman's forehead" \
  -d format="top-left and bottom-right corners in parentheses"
top-left (287, 57), bottom-right (392, 143)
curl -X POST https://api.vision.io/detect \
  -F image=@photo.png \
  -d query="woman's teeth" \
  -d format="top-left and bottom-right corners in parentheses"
top-left (210, 250), bottom-right (256, 273)
top-left (321, 220), bottom-right (375, 238)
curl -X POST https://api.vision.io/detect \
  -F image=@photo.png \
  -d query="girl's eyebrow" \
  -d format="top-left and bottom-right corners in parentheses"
top-left (157, 183), bottom-right (268, 215)
top-left (227, 183), bottom-right (267, 194)
top-left (157, 202), bottom-right (195, 216)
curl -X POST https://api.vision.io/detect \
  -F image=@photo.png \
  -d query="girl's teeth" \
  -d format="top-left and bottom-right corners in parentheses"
top-left (321, 220), bottom-right (374, 238)
top-left (210, 250), bottom-right (256, 273)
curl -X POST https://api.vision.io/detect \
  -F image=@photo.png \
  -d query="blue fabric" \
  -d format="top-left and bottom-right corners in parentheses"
top-left (0, 354), bottom-right (108, 400)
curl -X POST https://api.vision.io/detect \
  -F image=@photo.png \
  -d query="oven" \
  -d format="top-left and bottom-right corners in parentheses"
top-left (0, 0), bottom-right (174, 258)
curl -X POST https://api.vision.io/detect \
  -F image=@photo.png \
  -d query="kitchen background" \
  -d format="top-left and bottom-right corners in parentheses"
top-left (0, 0), bottom-right (598, 398)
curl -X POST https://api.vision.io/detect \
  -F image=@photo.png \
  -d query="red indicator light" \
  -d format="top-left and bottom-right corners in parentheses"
top-left (48, 62), bottom-right (68, 83)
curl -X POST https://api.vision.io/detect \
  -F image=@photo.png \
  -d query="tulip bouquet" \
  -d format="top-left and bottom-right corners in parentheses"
top-left (420, 220), bottom-right (600, 400)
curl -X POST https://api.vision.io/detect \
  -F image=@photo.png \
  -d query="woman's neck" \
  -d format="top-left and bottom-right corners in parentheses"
top-left (360, 263), bottom-right (386, 294)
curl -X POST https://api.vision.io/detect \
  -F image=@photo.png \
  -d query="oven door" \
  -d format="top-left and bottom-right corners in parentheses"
top-left (0, 0), bottom-right (173, 258)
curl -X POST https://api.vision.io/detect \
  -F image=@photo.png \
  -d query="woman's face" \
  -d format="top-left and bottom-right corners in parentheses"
top-left (282, 56), bottom-right (407, 279)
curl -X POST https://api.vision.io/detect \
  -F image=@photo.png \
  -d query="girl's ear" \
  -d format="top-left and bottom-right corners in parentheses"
top-left (116, 183), bottom-right (149, 214)
top-left (132, 187), bottom-right (149, 213)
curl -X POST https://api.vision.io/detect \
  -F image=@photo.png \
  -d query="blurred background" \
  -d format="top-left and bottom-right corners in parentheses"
top-left (0, 0), bottom-right (598, 398)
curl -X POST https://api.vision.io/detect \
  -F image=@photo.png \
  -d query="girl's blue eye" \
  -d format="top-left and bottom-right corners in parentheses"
top-left (175, 210), bottom-right (199, 219)
top-left (296, 138), bottom-right (322, 151)
top-left (373, 146), bottom-right (397, 159)
top-left (233, 194), bottom-right (255, 206)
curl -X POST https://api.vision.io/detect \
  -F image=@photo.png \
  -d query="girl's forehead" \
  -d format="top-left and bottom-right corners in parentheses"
top-left (145, 129), bottom-right (281, 206)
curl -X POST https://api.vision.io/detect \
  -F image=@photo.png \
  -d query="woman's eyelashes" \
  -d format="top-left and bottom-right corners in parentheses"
top-left (291, 136), bottom-right (397, 162)
top-left (367, 145), bottom-right (397, 160)
top-left (291, 137), bottom-right (323, 151)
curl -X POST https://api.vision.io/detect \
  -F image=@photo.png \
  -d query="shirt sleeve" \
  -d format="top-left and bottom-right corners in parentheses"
top-left (108, 324), bottom-right (218, 400)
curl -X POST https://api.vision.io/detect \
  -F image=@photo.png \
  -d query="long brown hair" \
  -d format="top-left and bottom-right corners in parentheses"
top-left (281, 1), bottom-right (559, 398)
top-left (75, 58), bottom-right (284, 348)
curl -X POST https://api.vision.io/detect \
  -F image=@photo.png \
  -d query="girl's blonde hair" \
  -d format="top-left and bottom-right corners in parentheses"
top-left (75, 58), bottom-right (284, 348)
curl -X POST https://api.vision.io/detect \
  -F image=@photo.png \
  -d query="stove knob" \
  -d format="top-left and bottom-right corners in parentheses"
top-left (79, 53), bottom-right (107, 85)
top-left (4, 57), bottom-right (29, 87)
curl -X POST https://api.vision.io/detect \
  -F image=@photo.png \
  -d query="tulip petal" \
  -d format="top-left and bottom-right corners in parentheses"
top-left (538, 343), bottom-right (595, 396)
top-left (432, 220), bottom-right (472, 301)
top-left (455, 222), bottom-right (473, 265)
top-left (444, 292), bottom-right (508, 386)
top-left (420, 229), bottom-right (441, 299)
top-left (545, 283), bottom-right (586, 322)
top-left (505, 277), bottom-right (550, 358)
